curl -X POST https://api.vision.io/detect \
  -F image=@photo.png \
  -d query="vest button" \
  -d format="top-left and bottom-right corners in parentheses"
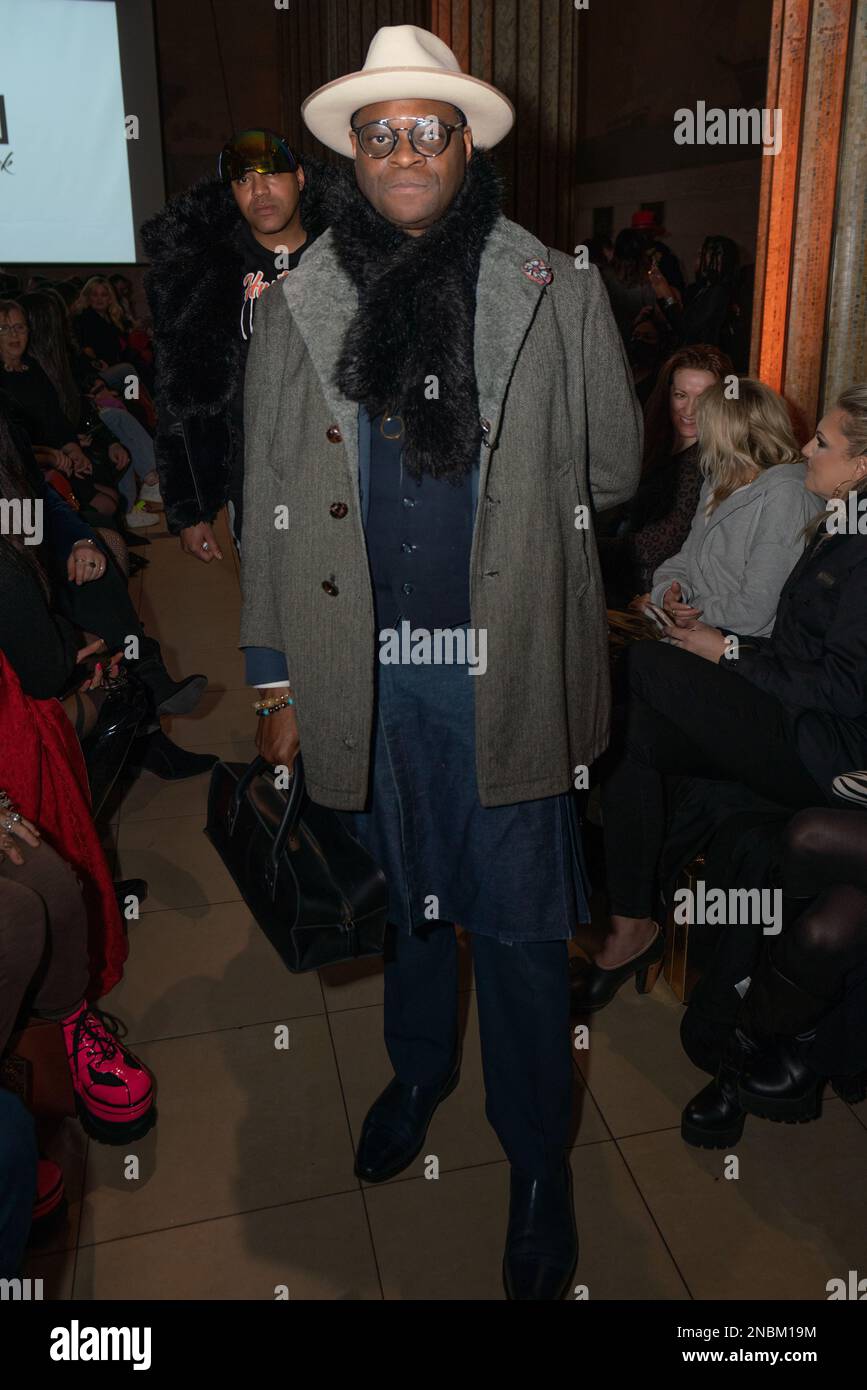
top-left (326, 426), bottom-right (343, 443)
top-left (401, 582), bottom-right (414, 596)
top-left (322, 580), bottom-right (339, 596)
top-left (329, 502), bottom-right (348, 519)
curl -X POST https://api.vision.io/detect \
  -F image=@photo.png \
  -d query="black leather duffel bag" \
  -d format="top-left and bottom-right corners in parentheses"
top-left (205, 754), bottom-right (388, 973)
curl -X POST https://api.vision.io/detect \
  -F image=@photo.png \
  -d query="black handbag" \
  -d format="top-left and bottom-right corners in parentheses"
top-left (205, 753), bottom-right (388, 973)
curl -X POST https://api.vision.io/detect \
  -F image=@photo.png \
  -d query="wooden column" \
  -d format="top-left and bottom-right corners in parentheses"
top-left (750, 0), bottom-right (855, 433)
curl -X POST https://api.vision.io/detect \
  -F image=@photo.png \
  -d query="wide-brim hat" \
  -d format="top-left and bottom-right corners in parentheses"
top-left (302, 24), bottom-right (515, 159)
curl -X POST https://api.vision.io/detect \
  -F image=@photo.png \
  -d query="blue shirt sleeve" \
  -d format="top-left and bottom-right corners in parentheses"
top-left (243, 645), bottom-right (289, 687)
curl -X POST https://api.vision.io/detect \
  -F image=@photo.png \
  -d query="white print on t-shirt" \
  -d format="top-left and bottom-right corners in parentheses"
top-left (240, 269), bottom-right (290, 341)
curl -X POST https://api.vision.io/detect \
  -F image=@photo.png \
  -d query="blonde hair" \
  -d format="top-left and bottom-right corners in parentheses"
top-left (696, 378), bottom-right (801, 512)
top-left (838, 383), bottom-right (867, 465)
top-left (73, 275), bottom-right (126, 330)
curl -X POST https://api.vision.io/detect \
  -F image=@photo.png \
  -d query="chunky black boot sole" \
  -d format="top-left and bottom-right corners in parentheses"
top-left (680, 1112), bottom-right (745, 1149)
top-left (76, 1099), bottom-right (158, 1146)
top-left (354, 1068), bottom-right (460, 1184)
top-left (737, 1083), bottom-right (822, 1124)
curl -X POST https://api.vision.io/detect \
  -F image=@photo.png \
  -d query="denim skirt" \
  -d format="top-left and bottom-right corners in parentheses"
top-left (341, 654), bottom-right (590, 944)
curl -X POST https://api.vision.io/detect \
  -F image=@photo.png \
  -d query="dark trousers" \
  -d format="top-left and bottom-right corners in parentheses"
top-left (603, 642), bottom-right (825, 918)
top-left (384, 921), bottom-right (572, 1176)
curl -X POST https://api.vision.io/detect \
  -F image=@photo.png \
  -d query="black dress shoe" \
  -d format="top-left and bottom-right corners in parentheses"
top-left (681, 1030), bottom-right (756, 1149)
top-left (354, 1061), bottom-right (460, 1183)
top-left (737, 1035), bottom-right (823, 1123)
top-left (569, 926), bottom-right (664, 1014)
top-left (503, 1161), bottom-right (578, 1301)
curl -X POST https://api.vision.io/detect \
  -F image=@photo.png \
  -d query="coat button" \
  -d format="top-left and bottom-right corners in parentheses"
top-left (326, 426), bottom-right (343, 443)
top-left (322, 580), bottom-right (339, 596)
top-left (330, 502), bottom-right (348, 519)
top-left (480, 417), bottom-right (493, 449)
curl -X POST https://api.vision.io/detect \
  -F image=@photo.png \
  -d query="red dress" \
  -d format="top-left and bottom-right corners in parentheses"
top-left (0, 651), bottom-right (127, 996)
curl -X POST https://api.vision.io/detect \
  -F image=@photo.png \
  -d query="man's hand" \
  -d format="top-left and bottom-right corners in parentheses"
top-left (662, 580), bottom-right (703, 628)
top-left (180, 521), bottom-right (223, 563)
top-left (256, 701), bottom-right (299, 772)
top-left (667, 620), bottom-right (727, 663)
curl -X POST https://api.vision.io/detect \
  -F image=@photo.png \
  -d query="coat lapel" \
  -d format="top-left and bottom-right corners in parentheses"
top-left (474, 216), bottom-right (552, 456)
top-left (279, 231), bottom-right (360, 465)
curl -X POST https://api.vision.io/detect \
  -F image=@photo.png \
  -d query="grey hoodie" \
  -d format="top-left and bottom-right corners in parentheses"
top-left (650, 461), bottom-right (824, 636)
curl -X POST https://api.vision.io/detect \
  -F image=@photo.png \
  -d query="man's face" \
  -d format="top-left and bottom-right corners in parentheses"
top-left (231, 168), bottom-right (305, 236)
top-left (350, 99), bottom-right (473, 234)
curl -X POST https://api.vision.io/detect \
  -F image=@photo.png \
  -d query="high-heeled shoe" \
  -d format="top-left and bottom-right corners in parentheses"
top-left (569, 925), bottom-right (664, 1013)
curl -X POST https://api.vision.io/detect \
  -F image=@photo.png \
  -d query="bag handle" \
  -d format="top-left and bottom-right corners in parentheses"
top-left (228, 754), bottom-right (307, 900)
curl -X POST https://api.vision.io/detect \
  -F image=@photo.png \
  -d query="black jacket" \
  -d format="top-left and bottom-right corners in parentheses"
top-left (140, 161), bottom-right (337, 533)
top-left (731, 526), bottom-right (867, 795)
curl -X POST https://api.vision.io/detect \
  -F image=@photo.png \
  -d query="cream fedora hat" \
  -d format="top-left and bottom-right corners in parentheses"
top-left (302, 24), bottom-right (515, 158)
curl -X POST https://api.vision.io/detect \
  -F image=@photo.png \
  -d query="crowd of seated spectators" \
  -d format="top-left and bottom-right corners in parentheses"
top-left (0, 269), bottom-right (219, 1275)
top-left (587, 365), bottom-right (867, 1151)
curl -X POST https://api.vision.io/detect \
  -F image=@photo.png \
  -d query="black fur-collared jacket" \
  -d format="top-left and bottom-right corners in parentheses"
top-left (140, 161), bottom-right (336, 533)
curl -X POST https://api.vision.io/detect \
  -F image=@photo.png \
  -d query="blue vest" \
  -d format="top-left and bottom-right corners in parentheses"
top-left (362, 409), bottom-right (475, 631)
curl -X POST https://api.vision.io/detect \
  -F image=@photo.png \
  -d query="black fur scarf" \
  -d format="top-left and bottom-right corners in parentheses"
top-left (330, 153), bottom-right (503, 482)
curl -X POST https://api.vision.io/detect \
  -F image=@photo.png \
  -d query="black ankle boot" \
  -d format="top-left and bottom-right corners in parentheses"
top-left (502, 1160), bottom-right (578, 1301)
top-left (736, 955), bottom-right (832, 1124)
top-left (354, 1059), bottom-right (461, 1183)
top-left (131, 730), bottom-right (218, 781)
top-left (737, 1035), bottom-right (824, 1122)
top-left (681, 1030), bottom-right (755, 1149)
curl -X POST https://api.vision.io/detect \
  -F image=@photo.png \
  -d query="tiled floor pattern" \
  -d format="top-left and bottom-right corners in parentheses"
top-left (28, 513), bottom-right (867, 1300)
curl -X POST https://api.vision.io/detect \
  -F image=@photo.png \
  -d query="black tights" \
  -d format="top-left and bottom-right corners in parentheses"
top-left (775, 809), bottom-right (867, 997)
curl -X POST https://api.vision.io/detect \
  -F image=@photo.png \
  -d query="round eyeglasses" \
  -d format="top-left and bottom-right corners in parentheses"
top-left (351, 116), bottom-right (466, 160)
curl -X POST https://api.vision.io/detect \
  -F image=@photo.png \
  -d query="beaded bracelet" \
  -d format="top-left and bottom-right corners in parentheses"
top-left (254, 696), bottom-right (295, 718)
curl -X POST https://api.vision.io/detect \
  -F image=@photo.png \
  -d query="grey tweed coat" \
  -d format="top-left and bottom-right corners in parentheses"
top-left (239, 214), bottom-right (642, 809)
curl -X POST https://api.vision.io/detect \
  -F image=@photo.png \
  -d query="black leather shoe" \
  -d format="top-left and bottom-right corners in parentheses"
top-left (153, 673), bottom-right (208, 717)
top-left (737, 1035), bottom-right (823, 1123)
top-left (681, 1030), bottom-right (756, 1149)
top-left (569, 926), bottom-right (664, 1014)
top-left (130, 730), bottom-right (218, 781)
top-left (354, 1061), bottom-right (460, 1183)
top-left (502, 1161), bottom-right (578, 1301)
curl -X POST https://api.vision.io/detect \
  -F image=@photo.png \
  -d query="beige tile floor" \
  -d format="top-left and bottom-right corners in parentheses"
top-left (28, 512), bottom-right (867, 1300)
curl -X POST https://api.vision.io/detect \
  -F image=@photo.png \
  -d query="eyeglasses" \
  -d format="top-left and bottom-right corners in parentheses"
top-left (0, 324), bottom-right (25, 335)
top-left (218, 129), bottom-right (298, 184)
top-left (351, 116), bottom-right (466, 160)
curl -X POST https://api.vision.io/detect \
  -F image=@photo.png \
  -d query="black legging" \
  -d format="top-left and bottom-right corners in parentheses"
top-left (776, 808), bottom-right (867, 997)
top-left (602, 641), bottom-right (826, 917)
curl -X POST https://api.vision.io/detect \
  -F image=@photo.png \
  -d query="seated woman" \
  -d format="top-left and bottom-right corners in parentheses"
top-left (629, 346), bottom-right (734, 592)
top-left (649, 378), bottom-right (824, 636)
top-left (0, 298), bottom-right (124, 536)
top-left (0, 799), bottom-right (155, 1146)
top-left (571, 384), bottom-right (867, 1010)
top-left (20, 289), bottom-right (161, 528)
top-left (683, 804), bottom-right (867, 1147)
top-left (0, 410), bottom-right (216, 780)
top-left (72, 276), bottom-right (155, 398)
